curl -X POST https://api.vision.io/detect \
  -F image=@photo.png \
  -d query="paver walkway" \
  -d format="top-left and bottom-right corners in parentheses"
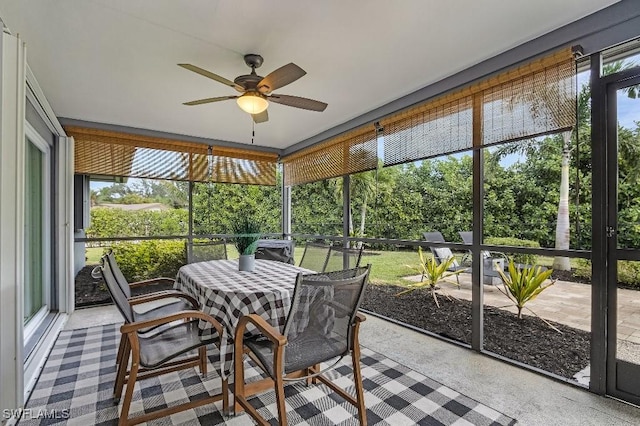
top-left (407, 273), bottom-right (640, 344)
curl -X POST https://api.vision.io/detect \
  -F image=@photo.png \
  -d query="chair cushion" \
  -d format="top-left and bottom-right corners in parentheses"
top-left (433, 248), bottom-right (459, 267)
top-left (244, 331), bottom-right (347, 379)
top-left (137, 319), bottom-right (219, 368)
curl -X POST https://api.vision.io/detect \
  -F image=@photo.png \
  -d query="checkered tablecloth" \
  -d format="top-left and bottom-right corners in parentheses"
top-left (174, 259), bottom-right (314, 379)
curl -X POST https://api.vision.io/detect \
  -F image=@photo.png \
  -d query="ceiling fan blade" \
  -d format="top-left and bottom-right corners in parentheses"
top-left (268, 94), bottom-right (327, 112)
top-left (183, 95), bottom-right (238, 106)
top-left (257, 63), bottom-right (306, 94)
top-left (252, 110), bottom-right (269, 124)
top-left (178, 64), bottom-right (244, 92)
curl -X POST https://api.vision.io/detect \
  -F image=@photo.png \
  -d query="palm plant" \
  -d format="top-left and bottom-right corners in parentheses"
top-left (397, 247), bottom-right (465, 307)
top-left (231, 216), bottom-right (261, 255)
top-left (497, 260), bottom-right (555, 320)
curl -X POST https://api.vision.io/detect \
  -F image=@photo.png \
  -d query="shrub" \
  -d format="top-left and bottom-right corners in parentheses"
top-left (573, 259), bottom-right (640, 289)
top-left (110, 240), bottom-right (187, 282)
top-left (485, 237), bottom-right (540, 266)
top-left (617, 261), bottom-right (640, 289)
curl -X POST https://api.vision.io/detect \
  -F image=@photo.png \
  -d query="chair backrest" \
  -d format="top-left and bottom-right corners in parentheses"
top-left (95, 255), bottom-right (134, 323)
top-left (458, 231), bottom-right (492, 259)
top-left (423, 231), bottom-right (458, 266)
top-left (105, 250), bottom-right (132, 298)
top-left (186, 239), bottom-right (228, 263)
top-left (254, 239), bottom-right (295, 264)
top-left (298, 242), bottom-right (331, 272)
top-left (282, 265), bottom-right (371, 367)
top-left (324, 245), bottom-right (363, 272)
top-left (459, 231), bottom-right (472, 245)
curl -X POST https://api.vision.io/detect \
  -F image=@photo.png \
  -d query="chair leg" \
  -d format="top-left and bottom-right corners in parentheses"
top-left (306, 364), bottom-right (320, 385)
top-left (114, 337), bottom-right (131, 402)
top-left (233, 348), bottom-right (245, 416)
top-left (221, 378), bottom-right (229, 416)
top-left (199, 346), bottom-right (208, 377)
top-left (351, 352), bottom-right (367, 425)
top-left (116, 334), bottom-right (125, 365)
top-left (274, 375), bottom-right (288, 425)
top-left (119, 358), bottom-right (139, 426)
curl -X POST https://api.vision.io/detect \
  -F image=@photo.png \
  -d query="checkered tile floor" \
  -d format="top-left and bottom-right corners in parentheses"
top-left (19, 324), bottom-right (516, 425)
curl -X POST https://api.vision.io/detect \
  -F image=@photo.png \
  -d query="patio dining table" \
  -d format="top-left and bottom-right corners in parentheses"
top-left (173, 258), bottom-right (315, 379)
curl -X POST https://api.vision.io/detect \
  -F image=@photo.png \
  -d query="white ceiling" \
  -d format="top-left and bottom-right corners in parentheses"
top-left (0, 0), bottom-right (619, 151)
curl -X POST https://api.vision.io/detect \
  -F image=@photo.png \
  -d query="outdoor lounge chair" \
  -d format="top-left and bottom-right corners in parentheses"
top-left (95, 256), bottom-right (228, 426)
top-left (186, 238), bottom-right (228, 263)
top-left (422, 231), bottom-right (469, 285)
top-left (458, 231), bottom-right (509, 264)
top-left (458, 231), bottom-right (538, 276)
top-left (233, 265), bottom-right (371, 425)
top-left (324, 245), bottom-right (364, 272)
top-left (298, 241), bottom-right (332, 272)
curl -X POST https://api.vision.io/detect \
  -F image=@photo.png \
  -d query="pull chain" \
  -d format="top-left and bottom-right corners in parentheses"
top-left (252, 120), bottom-right (255, 144)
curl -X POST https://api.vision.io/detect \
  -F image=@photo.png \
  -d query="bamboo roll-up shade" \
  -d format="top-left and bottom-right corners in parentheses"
top-left (482, 56), bottom-right (575, 145)
top-left (68, 126), bottom-right (278, 185)
top-left (381, 46), bottom-right (576, 166)
top-left (382, 97), bottom-right (473, 167)
top-left (282, 126), bottom-right (377, 186)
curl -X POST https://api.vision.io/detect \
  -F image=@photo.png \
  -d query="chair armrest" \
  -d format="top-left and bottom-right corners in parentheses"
top-left (355, 312), bottom-right (366, 323)
top-left (235, 314), bottom-right (287, 347)
top-left (128, 277), bottom-right (175, 288)
top-left (128, 290), bottom-right (200, 310)
top-left (121, 310), bottom-right (223, 337)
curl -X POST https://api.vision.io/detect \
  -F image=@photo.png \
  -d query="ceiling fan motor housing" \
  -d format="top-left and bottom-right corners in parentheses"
top-left (234, 74), bottom-right (263, 91)
top-left (244, 53), bottom-right (264, 69)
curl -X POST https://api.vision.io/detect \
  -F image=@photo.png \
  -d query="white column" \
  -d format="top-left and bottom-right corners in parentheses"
top-left (0, 30), bottom-right (27, 413)
top-left (57, 136), bottom-right (75, 313)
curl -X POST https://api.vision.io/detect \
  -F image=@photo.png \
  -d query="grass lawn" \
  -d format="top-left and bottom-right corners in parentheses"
top-left (290, 247), bottom-right (419, 287)
top-left (85, 247), bottom-right (105, 264)
top-left (358, 249), bottom-right (419, 287)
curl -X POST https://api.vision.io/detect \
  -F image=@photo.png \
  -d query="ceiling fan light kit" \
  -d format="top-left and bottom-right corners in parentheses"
top-left (179, 54), bottom-right (327, 123)
top-left (236, 92), bottom-right (269, 114)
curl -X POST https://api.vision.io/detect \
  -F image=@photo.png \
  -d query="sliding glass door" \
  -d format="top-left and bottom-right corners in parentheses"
top-left (24, 136), bottom-right (50, 331)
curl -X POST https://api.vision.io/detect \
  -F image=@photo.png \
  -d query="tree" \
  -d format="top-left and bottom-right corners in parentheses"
top-left (494, 60), bottom-right (639, 270)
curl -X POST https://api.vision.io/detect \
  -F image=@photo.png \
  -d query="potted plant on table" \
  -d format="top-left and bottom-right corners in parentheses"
top-left (232, 216), bottom-right (261, 272)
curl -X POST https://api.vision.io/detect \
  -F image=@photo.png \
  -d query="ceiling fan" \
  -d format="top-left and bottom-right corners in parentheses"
top-left (179, 54), bottom-right (328, 123)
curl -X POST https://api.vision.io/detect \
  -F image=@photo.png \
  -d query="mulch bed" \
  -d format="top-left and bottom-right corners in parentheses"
top-left (361, 283), bottom-right (590, 380)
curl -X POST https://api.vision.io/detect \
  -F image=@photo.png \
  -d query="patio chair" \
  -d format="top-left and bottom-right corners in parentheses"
top-left (186, 238), bottom-right (228, 263)
top-left (104, 251), bottom-right (202, 368)
top-left (254, 239), bottom-right (295, 264)
top-left (324, 244), bottom-right (364, 272)
top-left (458, 231), bottom-right (510, 263)
top-left (94, 256), bottom-right (228, 426)
top-left (422, 231), bottom-right (468, 285)
top-left (298, 241), bottom-right (332, 272)
top-left (234, 265), bottom-right (371, 426)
